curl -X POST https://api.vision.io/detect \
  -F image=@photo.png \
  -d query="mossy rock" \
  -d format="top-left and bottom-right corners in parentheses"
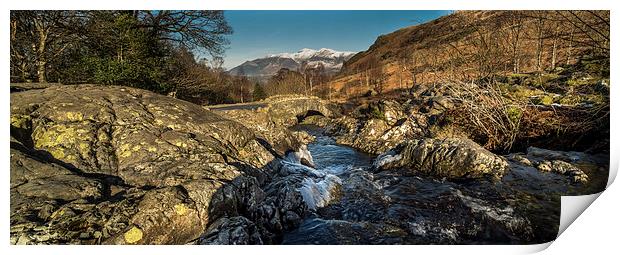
top-left (532, 95), bottom-right (554, 106)
top-left (557, 95), bottom-right (582, 106)
top-left (527, 73), bottom-right (560, 89)
top-left (510, 86), bottom-right (544, 101)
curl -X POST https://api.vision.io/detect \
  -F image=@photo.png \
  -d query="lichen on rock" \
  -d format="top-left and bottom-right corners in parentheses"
top-left (10, 85), bottom-right (308, 245)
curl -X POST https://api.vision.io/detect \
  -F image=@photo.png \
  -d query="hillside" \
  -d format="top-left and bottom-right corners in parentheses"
top-left (321, 10), bottom-right (609, 97)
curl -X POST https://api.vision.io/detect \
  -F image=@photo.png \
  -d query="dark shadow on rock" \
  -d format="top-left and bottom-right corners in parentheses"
top-left (194, 142), bottom-right (311, 245)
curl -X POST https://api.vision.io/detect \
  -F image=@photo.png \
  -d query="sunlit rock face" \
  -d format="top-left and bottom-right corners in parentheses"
top-left (374, 138), bottom-right (509, 180)
top-left (11, 85), bottom-right (277, 186)
top-left (9, 85), bottom-right (299, 245)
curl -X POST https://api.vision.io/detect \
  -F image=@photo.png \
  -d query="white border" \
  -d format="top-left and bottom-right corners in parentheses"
top-left (3, 1), bottom-right (617, 254)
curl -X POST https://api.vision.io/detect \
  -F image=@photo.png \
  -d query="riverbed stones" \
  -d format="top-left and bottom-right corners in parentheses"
top-left (303, 112), bottom-right (428, 155)
top-left (374, 138), bottom-right (509, 180)
top-left (536, 160), bottom-right (589, 183)
top-left (505, 147), bottom-right (596, 184)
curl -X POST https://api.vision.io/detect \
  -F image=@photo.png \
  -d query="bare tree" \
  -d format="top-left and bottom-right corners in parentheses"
top-left (396, 51), bottom-right (409, 90)
top-left (549, 21), bottom-right (561, 70)
top-left (555, 10), bottom-right (609, 57)
top-left (10, 11), bottom-right (79, 82)
top-left (136, 11), bottom-right (233, 58)
top-left (565, 26), bottom-right (575, 65)
top-left (507, 11), bottom-right (525, 73)
top-left (533, 11), bottom-right (547, 72)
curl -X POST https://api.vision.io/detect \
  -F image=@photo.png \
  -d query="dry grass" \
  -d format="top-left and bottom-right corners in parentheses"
top-left (443, 79), bottom-right (609, 152)
top-left (444, 80), bottom-right (526, 152)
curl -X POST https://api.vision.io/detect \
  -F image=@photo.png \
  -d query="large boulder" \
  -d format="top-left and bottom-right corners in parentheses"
top-left (9, 85), bottom-right (304, 244)
top-left (374, 138), bottom-right (509, 180)
top-left (10, 85), bottom-right (276, 187)
top-left (196, 216), bottom-right (263, 244)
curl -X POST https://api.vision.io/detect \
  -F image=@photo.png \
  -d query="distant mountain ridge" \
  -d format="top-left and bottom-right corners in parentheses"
top-left (228, 48), bottom-right (357, 78)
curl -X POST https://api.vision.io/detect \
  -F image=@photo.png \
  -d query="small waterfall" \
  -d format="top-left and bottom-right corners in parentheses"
top-left (283, 145), bottom-right (342, 211)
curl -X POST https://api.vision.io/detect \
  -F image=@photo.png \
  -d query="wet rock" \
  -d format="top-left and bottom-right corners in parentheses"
top-left (536, 160), bottom-right (589, 183)
top-left (374, 138), bottom-right (509, 180)
top-left (300, 158), bottom-right (315, 168)
top-left (287, 145), bottom-right (316, 168)
top-left (253, 173), bottom-right (308, 237)
top-left (507, 147), bottom-right (603, 184)
top-left (508, 154), bottom-right (533, 166)
top-left (526, 147), bottom-right (583, 162)
top-left (453, 190), bottom-right (533, 240)
top-left (291, 130), bottom-right (315, 144)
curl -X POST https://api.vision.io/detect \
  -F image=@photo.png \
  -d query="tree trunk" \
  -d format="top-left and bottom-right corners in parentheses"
top-left (551, 37), bottom-right (558, 70)
top-left (512, 37), bottom-right (520, 73)
top-left (37, 40), bottom-right (47, 83)
top-left (566, 27), bottom-right (575, 65)
top-left (535, 15), bottom-right (546, 72)
top-left (35, 20), bottom-right (48, 83)
top-left (551, 26), bottom-right (559, 70)
top-left (399, 66), bottom-right (403, 90)
top-left (365, 70), bottom-right (370, 90)
top-left (536, 42), bottom-right (543, 72)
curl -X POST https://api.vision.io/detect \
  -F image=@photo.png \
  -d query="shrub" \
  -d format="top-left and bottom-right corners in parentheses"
top-left (444, 81), bottom-right (525, 152)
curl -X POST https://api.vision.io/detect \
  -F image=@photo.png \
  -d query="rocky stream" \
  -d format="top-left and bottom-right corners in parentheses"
top-left (9, 85), bottom-right (608, 245)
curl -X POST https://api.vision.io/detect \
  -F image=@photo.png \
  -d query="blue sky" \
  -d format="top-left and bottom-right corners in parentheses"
top-left (222, 10), bottom-right (452, 69)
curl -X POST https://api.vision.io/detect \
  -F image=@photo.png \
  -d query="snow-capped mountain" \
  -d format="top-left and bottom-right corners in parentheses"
top-left (228, 48), bottom-right (357, 78)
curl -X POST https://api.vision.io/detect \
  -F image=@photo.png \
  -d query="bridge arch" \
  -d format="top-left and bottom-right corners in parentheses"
top-left (296, 110), bottom-right (325, 123)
